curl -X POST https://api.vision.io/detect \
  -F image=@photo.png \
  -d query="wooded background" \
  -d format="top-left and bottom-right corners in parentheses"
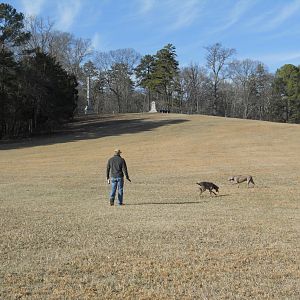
top-left (1, 3), bottom-right (300, 138)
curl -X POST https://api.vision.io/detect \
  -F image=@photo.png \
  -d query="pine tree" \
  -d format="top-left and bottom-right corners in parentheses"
top-left (20, 51), bottom-right (78, 132)
top-left (0, 3), bottom-right (30, 50)
top-left (152, 44), bottom-right (179, 110)
top-left (273, 64), bottom-right (300, 123)
top-left (135, 54), bottom-right (155, 111)
top-left (0, 3), bottom-right (30, 137)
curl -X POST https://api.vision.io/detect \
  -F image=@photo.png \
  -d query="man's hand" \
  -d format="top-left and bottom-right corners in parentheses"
top-left (107, 179), bottom-right (110, 184)
top-left (126, 178), bottom-right (131, 182)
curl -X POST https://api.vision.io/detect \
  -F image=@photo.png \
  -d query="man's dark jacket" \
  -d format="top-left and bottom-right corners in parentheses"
top-left (106, 155), bottom-right (129, 179)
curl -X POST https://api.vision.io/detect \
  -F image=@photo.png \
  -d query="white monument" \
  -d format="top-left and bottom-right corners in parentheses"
top-left (84, 76), bottom-right (94, 114)
top-left (149, 101), bottom-right (157, 113)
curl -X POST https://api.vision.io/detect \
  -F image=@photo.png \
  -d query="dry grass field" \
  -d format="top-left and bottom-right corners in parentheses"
top-left (1, 113), bottom-right (300, 299)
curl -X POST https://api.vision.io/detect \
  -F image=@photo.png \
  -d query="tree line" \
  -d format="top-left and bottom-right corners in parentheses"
top-left (1, 3), bottom-right (300, 139)
top-left (0, 3), bottom-right (81, 138)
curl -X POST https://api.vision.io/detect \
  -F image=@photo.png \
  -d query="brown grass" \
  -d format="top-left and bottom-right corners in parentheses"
top-left (1, 113), bottom-right (300, 299)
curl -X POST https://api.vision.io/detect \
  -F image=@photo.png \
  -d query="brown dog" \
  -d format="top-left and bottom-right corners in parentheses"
top-left (228, 175), bottom-right (255, 188)
top-left (196, 182), bottom-right (219, 196)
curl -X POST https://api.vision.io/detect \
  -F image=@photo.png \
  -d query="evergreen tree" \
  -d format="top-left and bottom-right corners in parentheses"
top-left (273, 64), bottom-right (300, 123)
top-left (0, 48), bottom-right (19, 137)
top-left (135, 54), bottom-right (155, 111)
top-left (0, 3), bottom-right (30, 50)
top-left (152, 44), bottom-right (179, 110)
top-left (0, 3), bottom-right (30, 137)
top-left (20, 51), bottom-right (78, 132)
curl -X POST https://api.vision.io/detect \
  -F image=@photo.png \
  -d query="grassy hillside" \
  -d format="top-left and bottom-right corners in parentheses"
top-left (1, 113), bottom-right (299, 299)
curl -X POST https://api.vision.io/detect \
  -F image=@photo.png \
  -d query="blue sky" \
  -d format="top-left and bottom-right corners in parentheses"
top-left (6, 0), bottom-right (300, 72)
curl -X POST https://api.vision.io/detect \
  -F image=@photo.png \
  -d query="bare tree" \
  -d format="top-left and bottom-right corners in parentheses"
top-left (95, 48), bottom-right (140, 72)
top-left (49, 31), bottom-right (92, 77)
top-left (229, 59), bottom-right (259, 118)
top-left (180, 63), bottom-right (209, 114)
top-left (25, 16), bottom-right (92, 78)
top-left (252, 64), bottom-right (273, 120)
top-left (94, 48), bottom-right (141, 113)
top-left (205, 43), bottom-right (236, 115)
top-left (229, 59), bottom-right (273, 119)
top-left (25, 16), bottom-right (54, 53)
top-left (110, 48), bottom-right (141, 71)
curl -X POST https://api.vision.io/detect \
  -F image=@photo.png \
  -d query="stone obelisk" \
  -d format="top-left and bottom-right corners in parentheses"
top-left (84, 76), bottom-right (94, 114)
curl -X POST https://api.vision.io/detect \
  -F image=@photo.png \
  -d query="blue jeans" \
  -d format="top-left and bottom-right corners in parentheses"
top-left (110, 177), bottom-right (124, 205)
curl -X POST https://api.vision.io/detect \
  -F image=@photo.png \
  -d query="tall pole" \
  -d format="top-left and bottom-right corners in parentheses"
top-left (87, 75), bottom-right (90, 107)
top-left (85, 75), bottom-right (93, 114)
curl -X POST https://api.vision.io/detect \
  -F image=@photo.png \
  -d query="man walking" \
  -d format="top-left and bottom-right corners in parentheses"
top-left (106, 149), bottom-right (131, 206)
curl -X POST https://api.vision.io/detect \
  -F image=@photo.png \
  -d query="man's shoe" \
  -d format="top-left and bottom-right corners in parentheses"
top-left (110, 199), bottom-right (114, 206)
